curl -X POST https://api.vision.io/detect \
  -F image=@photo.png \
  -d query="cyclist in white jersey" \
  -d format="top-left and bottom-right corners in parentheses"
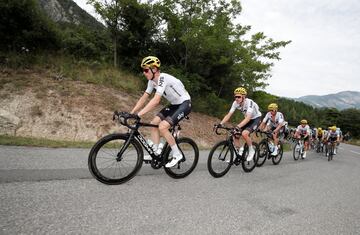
top-left (217, 87), bottom-right (262, 161)
top-left (295, 119), bottom-right (311, 158)
top-left (130, 56), bottom-right (191, 168)
top-left (326, 126), bottom-right (340, 155)
top-left (259, 103), bottom-right (286, 156)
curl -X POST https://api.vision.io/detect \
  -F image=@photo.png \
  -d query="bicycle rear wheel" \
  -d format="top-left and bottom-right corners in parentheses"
top-left (256, 139), bottom-right (268, 167)
top-left (88, 133), bottom-right (143, 185)
top-left (293, 143), bottom-right (301, 160)
top-left (241, 142), bottom-right (258, 172)
top-left (272, 144), bottom-right (283, 165)
top-left (164, 137), bottom-right (199, 179)
top-left (207, 140), bottom-right (234, 178)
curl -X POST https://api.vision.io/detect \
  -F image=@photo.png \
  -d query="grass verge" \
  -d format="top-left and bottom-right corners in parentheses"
top-left (0, 135), bottom-right (94, 148)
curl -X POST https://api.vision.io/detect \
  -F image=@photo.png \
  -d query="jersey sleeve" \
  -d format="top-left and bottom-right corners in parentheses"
top-left (155, 76), bottom-right (166, 96)
top-left (262, 112), bottom-right (270, 124)
top-left (278, 113), bottom-right (285, 125)
top-left (145, 80), bottom-right (154, 94)
top-left (229, 101), bottom-right (238, 113)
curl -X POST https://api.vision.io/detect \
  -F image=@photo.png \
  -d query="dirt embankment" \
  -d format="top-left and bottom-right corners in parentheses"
top-left (0, 69), bottom-right (225, 148)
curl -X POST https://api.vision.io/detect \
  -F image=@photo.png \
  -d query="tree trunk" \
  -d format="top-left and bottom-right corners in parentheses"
top-left (113, 36), bottom-right (117, 67)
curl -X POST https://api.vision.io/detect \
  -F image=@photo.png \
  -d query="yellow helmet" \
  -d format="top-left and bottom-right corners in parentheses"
top-left (330, 126), bottom-right (337, 131)
top-left (268, 103), bottom-right (278, 111)
top-left (141, 56), bottom-right (161, 68)
top-left (234, 87), bottom-right (247, 95)
top-left (317, 127), bottom-right (322, 131)
top-left (300, 119), bottom-right (307, 124)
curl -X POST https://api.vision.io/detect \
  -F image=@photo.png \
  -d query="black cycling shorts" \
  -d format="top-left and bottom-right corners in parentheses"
top-left (242, 117), bottom-right (261, 133)
top-left (157, 100), bottom-right (191, 126)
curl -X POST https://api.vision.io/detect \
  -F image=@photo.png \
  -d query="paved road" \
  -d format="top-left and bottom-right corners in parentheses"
top-left (1, 144), bottom-right (360, 234)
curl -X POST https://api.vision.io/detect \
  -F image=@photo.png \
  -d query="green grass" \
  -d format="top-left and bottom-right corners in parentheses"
top-left (0, 135), bottom-right (95, 148)
top-left (345, 139), bottom-right (360, 147)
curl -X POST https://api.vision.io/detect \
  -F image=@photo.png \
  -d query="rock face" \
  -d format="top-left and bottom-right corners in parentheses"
top-left (37, 0), bottom-right (104, 29)
top-left (0, 109), bottom-right (21, 135)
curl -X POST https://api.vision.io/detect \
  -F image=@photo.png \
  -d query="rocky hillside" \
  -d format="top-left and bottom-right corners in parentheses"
top-left (0, 69), bottom-right (225, 148)
top-left (38, 0), bottom-right (104, 30)
top-left (295, 91), bottom-right (360, 110)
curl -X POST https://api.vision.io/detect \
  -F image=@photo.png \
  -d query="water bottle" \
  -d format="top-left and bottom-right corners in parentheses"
top-left (156, 139), bottom-right (165, 155)
top-left (147, 139), bottom-right (154, 149)
top-left (238, 146), bottom-right (244, 155)
top-left (269, 141), bottom-right (275, 152)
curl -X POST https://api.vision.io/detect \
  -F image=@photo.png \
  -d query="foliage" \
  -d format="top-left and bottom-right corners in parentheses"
top-left (0, 0), bottom-right (60, 52)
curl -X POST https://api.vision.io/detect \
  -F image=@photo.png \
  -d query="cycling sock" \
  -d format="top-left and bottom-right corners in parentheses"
top-left (171, 145), bottom-right (180, 155)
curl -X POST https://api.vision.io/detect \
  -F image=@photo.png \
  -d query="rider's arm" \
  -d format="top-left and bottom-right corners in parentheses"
top-left (138, 94), bottom-right (161, 117)
top-left (237, 114), bottom-right (251, 129)
top-left (131, 92), bottom-right (150, 114)
top-left (220, 112), bottom-right (233, 125)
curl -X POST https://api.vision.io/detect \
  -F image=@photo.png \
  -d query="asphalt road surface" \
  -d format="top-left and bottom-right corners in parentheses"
top-left (1, 144), bottom-right (360, 234)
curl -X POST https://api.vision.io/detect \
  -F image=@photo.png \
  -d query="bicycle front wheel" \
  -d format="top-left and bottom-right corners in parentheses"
top-left (88, 133), bottom-right (143, 185)
top-left (256, 139), bottom-right (268, 167)
top-left (164, 137), bottom-right (199, 179)
top-left (241, 142), bottom-right (258, 172)
top-left (293, 143), bottom-right (300, 160)
top-left (207, 140), bottom-right (234, 178)
top-left (272, 144), bottom-right (283, 165)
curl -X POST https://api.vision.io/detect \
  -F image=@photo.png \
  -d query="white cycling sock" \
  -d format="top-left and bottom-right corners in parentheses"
top-left (171, 145), bottom-right (180, 155)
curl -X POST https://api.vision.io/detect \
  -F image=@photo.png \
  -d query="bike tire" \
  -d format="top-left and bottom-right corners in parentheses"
top-left (207, 140), bottom-right (234, 178)
top-left (256, 139), bottom-right (268, 167)
top-left (293, 143), bottom-right (300, 161)
top-left (164, 137), bottom-right (199, 179)
top-left (272, 143), bottom-right (283, 165)
top-left (88, 133), bottom-right (143, 185)
top-left (241, 142), bottom-right (258, 172)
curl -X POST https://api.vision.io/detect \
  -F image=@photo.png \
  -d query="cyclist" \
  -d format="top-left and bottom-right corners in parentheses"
top-left (130, 56), bottom-right (191, 168)
top-left (325, 126), bottom-right (339, 155)
top-left (295, 119), bottom-right (311, 158)
top-left (217, 87), bottom-right (262, 161)
top-left (316, 127), bottom-right (325, 151)
top-left (259, 103), bottom-right (286, 156)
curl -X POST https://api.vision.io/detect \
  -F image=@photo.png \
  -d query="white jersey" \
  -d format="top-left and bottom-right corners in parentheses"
top-left (262, 111), bottom-right (285, 128)
top-left (296, 124), bottom-right (310, 136)
top-left (145, 72), bottom-right (191, 105)
top-left (229, 98), bottom-right (262, 120)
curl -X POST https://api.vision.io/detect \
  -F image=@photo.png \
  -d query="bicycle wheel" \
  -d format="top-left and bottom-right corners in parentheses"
top-left (256, 139), bottom-right (268, 167)
top-left (293, 143), bottom-right (300, 160)
top-left (207, 140), bottom-right (234, 178)
top-left (272, 143), bottom-right (283, 165)
top-left (164, 137), bottom-right (199, 179)
top-left (241, 142), bottom-right (258, 172)
top-left (88, 133), bottom-right (143, 185)
top-left (328, 144), bottom-right (333, 161)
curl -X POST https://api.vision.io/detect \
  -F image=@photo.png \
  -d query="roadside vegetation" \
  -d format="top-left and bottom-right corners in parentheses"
top-left (1, 0), bottom-right (360, 145)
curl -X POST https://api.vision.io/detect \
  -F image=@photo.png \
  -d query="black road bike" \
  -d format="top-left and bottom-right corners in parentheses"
top-left (293, 137), bottom-right (306, 160)
top-left (207, 125), bottom-right (259, 178)
top-left (88, 111), bottom-right (199, 185)
top-left (256, 130), bottom-right (283, 167)
top-left (325, 140), bottom-right (336, 161)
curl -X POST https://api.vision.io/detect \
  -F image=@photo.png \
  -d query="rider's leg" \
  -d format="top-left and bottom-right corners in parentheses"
top-left (272, 132), bottom-right (279, 155)
top-left (242, 130), bottom-right (255, 161)
top-left (150, 116), bottom-right (162, 148)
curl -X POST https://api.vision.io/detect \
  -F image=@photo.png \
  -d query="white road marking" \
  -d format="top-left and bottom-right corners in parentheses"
top-left (349, 150), bottom-right (360, 155)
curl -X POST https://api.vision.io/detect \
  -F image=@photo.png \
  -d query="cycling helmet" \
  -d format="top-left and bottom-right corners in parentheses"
top-left (234, 87), bottom-right (247, 95)
top-left (300, 119), bottom-right (307, 124)
top-left (330, 126), bottom-right (337, 131)
top-left (268, 103), bottom-right (278, 111)
top-left (317, 127), bottom-right (322, 131)
top-left (141, 56), bottom-right (161, 68)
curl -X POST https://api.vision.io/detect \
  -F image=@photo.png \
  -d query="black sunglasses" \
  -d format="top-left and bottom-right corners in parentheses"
top-left (234, 96), bottom-right (242, 99)
top-left (143, 68), bottom-right (150, 73)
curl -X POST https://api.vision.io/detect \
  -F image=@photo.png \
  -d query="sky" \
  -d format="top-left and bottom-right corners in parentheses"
top-left (74, 0), bottom-right (360, 98)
